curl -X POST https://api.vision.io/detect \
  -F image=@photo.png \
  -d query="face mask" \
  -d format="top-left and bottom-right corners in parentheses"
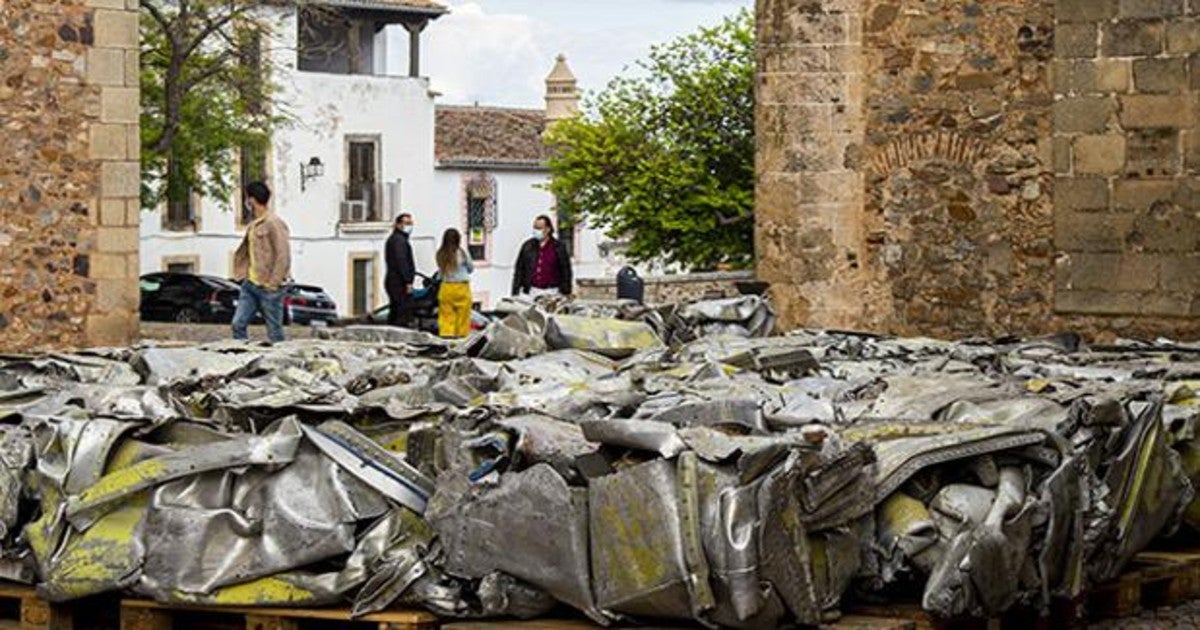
top-left (533, 229), bottom-right (546, 241)
top-left (402, 225), bottom-right (413, 234)
top-left (244, 200), bottom-right (254, 215)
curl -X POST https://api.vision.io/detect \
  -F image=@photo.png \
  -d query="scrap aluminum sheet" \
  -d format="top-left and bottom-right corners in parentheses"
top-left (0, 296), bottom-right (1198, 627)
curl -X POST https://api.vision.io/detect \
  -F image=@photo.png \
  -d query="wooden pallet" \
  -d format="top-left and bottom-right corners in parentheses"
top-left (119, 599), bottom-right (439, 630)
top-left (1088, 549), bottom-right (1200, 620)
top-left (0, 584), bottom-right (74, 630)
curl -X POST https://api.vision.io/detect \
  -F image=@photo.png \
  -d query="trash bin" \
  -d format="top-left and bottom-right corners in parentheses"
top-left (616, 266), bottom-right (644, 304)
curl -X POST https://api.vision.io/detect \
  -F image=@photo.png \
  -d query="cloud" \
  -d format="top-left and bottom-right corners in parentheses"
top-left (392, 0), bottom-right (750, 108)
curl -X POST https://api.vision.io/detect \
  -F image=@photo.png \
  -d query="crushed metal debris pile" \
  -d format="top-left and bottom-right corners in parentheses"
top-left (1, 295), bottom-right (1199, 627)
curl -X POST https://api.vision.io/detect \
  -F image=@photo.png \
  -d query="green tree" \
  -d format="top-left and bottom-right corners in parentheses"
top-left (544, 9), bottom-right (755, 271)
top-left (139, 0), bottom-right (284, 217)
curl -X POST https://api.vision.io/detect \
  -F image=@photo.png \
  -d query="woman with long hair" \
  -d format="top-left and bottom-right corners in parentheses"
top-left (435, 228), bottom-right (474, 338)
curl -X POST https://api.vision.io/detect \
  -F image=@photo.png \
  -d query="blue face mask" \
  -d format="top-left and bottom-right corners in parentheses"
top-left (533, 229), bottom-right (546, 241)
top-left (402, 225), bottom-right (413, 234)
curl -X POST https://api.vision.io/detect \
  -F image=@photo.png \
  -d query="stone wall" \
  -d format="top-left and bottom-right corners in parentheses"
top-left (1052, 0), bottom-right (1200, 327)
top-left (576, 271), bottom-right (757, 304)
top-left (757, 0), bottom-right (1200, 339)
top-left (0, 0), bottom-right (140, 350)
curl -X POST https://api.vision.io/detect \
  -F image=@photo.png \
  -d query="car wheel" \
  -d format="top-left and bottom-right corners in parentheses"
top-left (175, 308), bottom-right (199, 324)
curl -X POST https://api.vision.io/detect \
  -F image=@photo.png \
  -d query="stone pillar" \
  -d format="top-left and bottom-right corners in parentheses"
top-left (755, 0), bottom-right (878, 332)
top-left (1052, 0), bottom-right (1200, 325)
top-left (406, 21), bottom-right (426, 78)
top-left (0, 0), bottom-right (140, 351)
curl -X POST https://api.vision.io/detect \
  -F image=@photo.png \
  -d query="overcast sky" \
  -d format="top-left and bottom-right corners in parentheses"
top-left (387, 0), bottom-right (752, 109)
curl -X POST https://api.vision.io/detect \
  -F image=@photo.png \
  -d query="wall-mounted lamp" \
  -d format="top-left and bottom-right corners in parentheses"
top-left (300, 156), bottom-right (324, 192)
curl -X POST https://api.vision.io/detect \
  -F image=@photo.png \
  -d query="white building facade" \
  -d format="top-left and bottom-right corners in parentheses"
top-left (140, 0), bottom-right (612, 315)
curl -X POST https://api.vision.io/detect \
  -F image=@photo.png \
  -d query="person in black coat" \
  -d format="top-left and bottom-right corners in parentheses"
top-left (384, 213), bottom-right (416, 326)
top-left (512, 214), bottom-right (573, 297)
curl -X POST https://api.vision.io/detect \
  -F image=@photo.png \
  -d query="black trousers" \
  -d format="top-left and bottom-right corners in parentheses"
top-left (385, 277), bottom-right (412, 327)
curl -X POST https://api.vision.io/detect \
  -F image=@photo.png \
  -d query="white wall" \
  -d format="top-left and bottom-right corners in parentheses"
top-left (141, 6), bottom-right (439, 315)
top-left (140, 6), bottom-right (617, 314)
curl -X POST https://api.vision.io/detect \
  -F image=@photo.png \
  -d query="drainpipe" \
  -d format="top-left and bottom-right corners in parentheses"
top-left (406, 20), bottom-right (427, 78)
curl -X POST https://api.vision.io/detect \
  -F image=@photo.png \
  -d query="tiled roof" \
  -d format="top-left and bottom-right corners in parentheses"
top-left (305, 0), bottom-right (447, 15)
top-left (435, 106), bottom-right (551, 169)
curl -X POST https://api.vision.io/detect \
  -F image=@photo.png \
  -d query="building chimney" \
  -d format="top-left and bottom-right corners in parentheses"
top-left (545, 53), bottom-right (579, 123)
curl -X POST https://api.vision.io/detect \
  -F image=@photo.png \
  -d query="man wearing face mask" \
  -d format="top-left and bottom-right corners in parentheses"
top-left (512, 214), bottom-right (573, 297)
top-left (385, 213), bottom-right (417, 327)
top-left (232, 181), bottom-right (292, 343)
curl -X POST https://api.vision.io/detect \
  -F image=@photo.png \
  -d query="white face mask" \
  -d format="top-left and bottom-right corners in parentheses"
top-left (533, 229), bottom-right (546, 241)
top-left (402, 225), bottom-right (413, 234)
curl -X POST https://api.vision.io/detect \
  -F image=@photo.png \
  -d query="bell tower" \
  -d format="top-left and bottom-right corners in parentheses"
top-left (544, 54), bottom-right (580, 123)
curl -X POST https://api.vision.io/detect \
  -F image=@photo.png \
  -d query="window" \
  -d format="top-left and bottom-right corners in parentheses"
top-left (343, 138), bottom-right (380, 223)
top-left (464, 173), bottom-right (497, 261)
top-left (349, 253), bottom-right (377, 316)
top-left (238, 144), bottom-right (268, 227)
top-left (165, 190), bottom-right (196, 231)
top-left (467, 192), bottom-right (487, 261)
top-left (162, 255), bottom-right (199, 275)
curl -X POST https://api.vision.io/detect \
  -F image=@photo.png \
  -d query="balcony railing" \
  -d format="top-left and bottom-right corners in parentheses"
top-left (340, 181), bottom-right (400, 229)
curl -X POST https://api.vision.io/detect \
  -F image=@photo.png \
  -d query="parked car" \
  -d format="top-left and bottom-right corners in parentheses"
top-left (282, 284), bottom-right (337, 325)
top-left (139, 272), bottom-right (240, 324)
top-left (330, 273), bottom-right (492, 334)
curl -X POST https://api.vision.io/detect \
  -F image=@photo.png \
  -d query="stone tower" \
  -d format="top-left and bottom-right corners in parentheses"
top-left (545, 54), bottom-right (580, 122)
top-left (756, 0), bottom-right (1200, 340)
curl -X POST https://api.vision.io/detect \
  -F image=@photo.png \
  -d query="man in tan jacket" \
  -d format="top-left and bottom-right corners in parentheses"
top-left (232, 181), bottom-right (292, 342)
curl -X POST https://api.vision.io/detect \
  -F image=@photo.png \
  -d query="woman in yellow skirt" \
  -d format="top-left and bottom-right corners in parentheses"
top-left (435, 228), bottom-right (474, 338)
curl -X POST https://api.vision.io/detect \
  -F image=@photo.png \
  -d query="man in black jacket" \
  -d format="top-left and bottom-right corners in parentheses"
top-left (384, 213), bottom-right (416, 326)
top-left (512, 214), bottom-right (573, 297)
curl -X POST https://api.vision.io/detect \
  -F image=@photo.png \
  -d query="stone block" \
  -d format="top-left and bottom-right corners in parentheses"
top-left (1073, 135), bottom-right (1127, 173)
top-left (1057, 23), bottom-right (1100, 58)
top-left (1103, 20), bottom-right (1165, 56)
top-left (1186, 130), bottom-right (1200, 172)
top-left (85, 312), bottom-right (137, 347)
top-left (1126, 129), bottom-right (1181, 176)
top-left (96, 226), bottom-right (139, 254)
top-left (1119, 94), bottom-right (1195, 128)
top-left (99, 198), bottom-right (126, 227)
top-left (1059, 0), bottom-right (1118, 22)
top-left (1095, 59), bottom-right (1132, 92)
top-left (1140, 292), bottom-right (1193, 316)
top-left (756, 173), bottom-right (801, 223)
top-left (1053, 60), bottom-right (1097, 94)
top-left (96, 278), bottom-right (138, 312)
top-left (90, 253), bottom-right (127, 279)
top-left (86, 0), bottom-right (127, 8)
top-left (759, 72), bottom-right (849, 106)
top-left (1055, 289), bottom-right (1144, 315)
top-left (100, 87), bottom-right (138, 124)
top-left (1058, 252), bottom-right (1121, 290)
top-left (124, 50), bottom-right (139, 87)
top-left (1054, 177), bottom-right (1110, 210)
top-left (86, 48), bottom-right (124, 86)
top-left (1118, 0), bottom-right (1184, 18)
top-left (1133, 57), bottom-right (1187, 93)
top-left (1113, 178), bottom-right (1181, 210)
top-left (126, 125), bottom-right (140, 161)
top-left (88, 123), bottom-right (127, 161)
top-left (100, 161), bottom-right (140, 198)
top-left (1054, 137), bottom-right (1074, 173)
top-left (1054, 210), bottom-right (1134, 251)
top-left (126, 199), bottom-right (142, 227)
top-left (1160, 255), bottom-right (1200, 290)
top-left (1131, 201), bottom-right (1200, 252)
top-left (1193, 54), bottom-right (1200, 90)
top-left (1167, 20), bottom-right (1200, 53)
top-left (93, 9), bottom-right (138, 49)
top-left (1054, 97), bottom-right (1115, 133)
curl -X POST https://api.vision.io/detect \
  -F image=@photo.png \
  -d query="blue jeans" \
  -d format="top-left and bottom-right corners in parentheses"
top-left (232, 282), bottom-right (285, 343)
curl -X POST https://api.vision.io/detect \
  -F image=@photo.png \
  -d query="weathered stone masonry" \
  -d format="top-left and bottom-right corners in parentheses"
top-left (0, 0), bottom-right (140, 350)
top-left (757, 0), bottom-right (1200, 339)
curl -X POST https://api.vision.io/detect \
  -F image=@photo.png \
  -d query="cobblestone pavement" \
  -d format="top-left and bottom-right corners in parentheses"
top-left (1089, 602), bottom-right (1200, 629)
top-left (139, 322), bottom-right (323, 344)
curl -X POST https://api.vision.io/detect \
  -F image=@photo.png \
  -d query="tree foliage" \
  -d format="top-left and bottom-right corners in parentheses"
top-left (139, 0), bottom-right (283, 213)
top-left (544, 9), bottom-right (755, 271)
